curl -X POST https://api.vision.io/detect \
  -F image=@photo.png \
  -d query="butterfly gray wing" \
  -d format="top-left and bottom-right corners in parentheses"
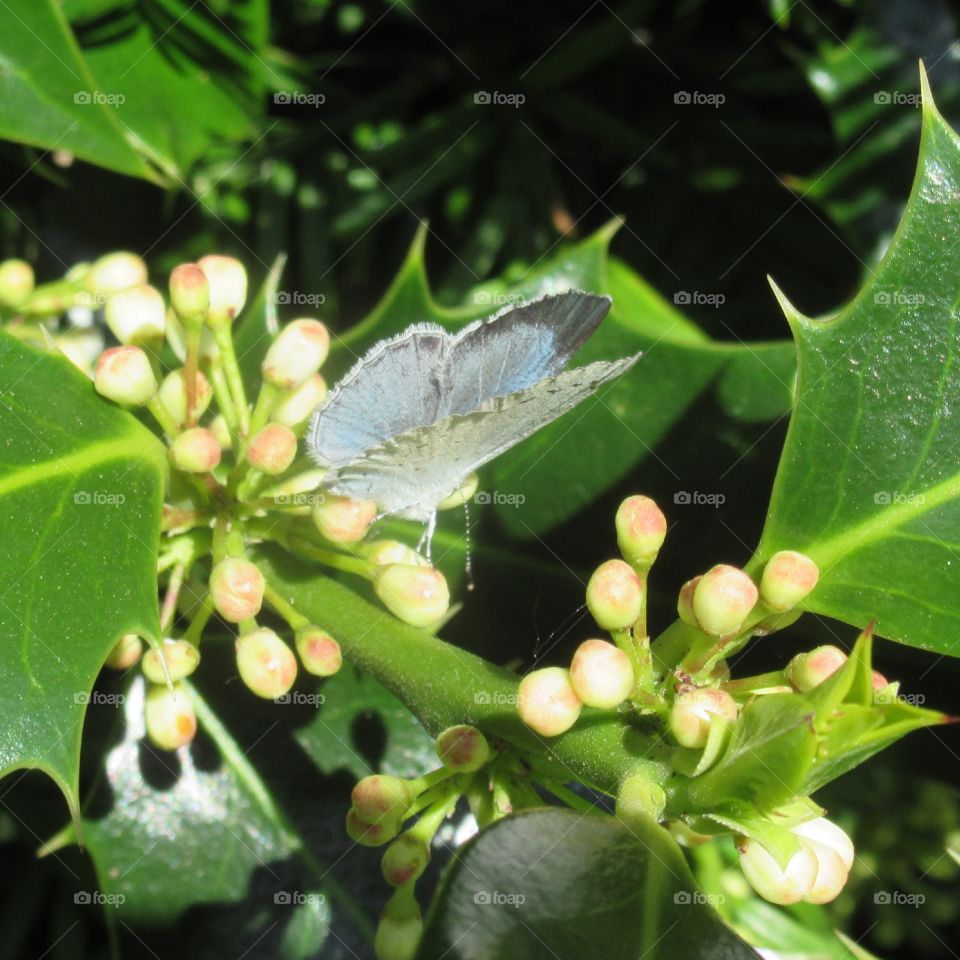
top-left (307, 323), bottom-right (454, 467)
top-left (439, 291), bottom-right (612, 417)
top-left (323, 353), bottom-right (641, 520)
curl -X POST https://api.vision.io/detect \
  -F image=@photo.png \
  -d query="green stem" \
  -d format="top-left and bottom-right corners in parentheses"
top-left (283, 534), bottom-right (376, 579)
top-left (206, 356), bottom-right (239, 435)
top-left (245, 381), bottom-right (279, 453)
top-left (263, 581), bottom-right (310, 632)
top-left (147, 396), bottom-right (179, 439)
top-left (211, 325), bottom-right (250, 435)
top-left (183, 595), bottom-right (215, 645)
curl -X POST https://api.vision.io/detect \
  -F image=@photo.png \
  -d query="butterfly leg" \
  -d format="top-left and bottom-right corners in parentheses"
top-left (417, 510), bottom-right (438, 563)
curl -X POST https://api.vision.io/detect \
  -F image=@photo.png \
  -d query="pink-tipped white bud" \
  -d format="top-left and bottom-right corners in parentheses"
top-left (270, 373), bottom-right (328, 428)
top-left (94, 346), bottom-right (157, 406)
top-left (157, 367), bottom-right (213, 427)
top-left (435, 724), bottom-right (490, 772)
top-left (586, 559), bottom-right (643, 631)
top-left (516, 667), bottom-right (583, 737)
top-left (760, 550), bottom-right (820, 613)
top-left (738, 837), bottom-right (819, 905)
top-left (677, 576), bottom-right (702, 627)
top-left (209, 557), bottom-right (265, 623)
top-left (787, 645), bottom-right (847, 692)
top-left (144, 682), bottom-right (197, 751)
top-left (142, 639), bottom-right (200, 684)
top-left (615, 495), bottom-right (667, 566)
top-left (381, 834), bottom-right (430, 887)
top-left (668, 688), bottom-right (738, 748)
top-left (246, 423), bottom-right (297, 475)
top-left (352, 775), bottom-right (416, 824)
top-left (169, 427), bottom-right (221, 473)
top-left (295, 627), bottom-right (342, 677)
top-left (198, 255), bottom-right (247, 326)
top-left (312, 494), bottom-right (377, 543)
top-left (235, 628), bottom-right (297, 699)
top-left (0, 258), bottom-right (34, 307)
top-left (104, 633), bottom-right (142, 670)
top-left (262, 318), bottom-right (330, 388)
top-left (569, 638), bottom-right (634, 709)
top-left (692, 564), bottom-right (758, 636)
top-left (168, 263), bottom-right (210, 325)
top-left (373, 564), bottom-right (450, 627)
top-left (85, 251), bottom-right (147, 294)
top-left (104, 283), bottom-right (166, 346)
top-left (792, 817), bottom-right (854, 871)
top-left (361, 540), bottom-right (427, 567)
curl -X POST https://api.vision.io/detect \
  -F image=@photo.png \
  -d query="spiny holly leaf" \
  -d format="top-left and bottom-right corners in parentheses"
top-left (293, 665), bottom-right (436, 781)
top-left (0, 0), bottom-right (160, 180)
top-left (416, 808), bottom-right (758, 960)
top-left (66, 679), bottom-right (334, 957)
top-left (330, 221), bottom-right (795, 536)
top-left (0, 333), bottom-right (164, 818)
top-left (755, 73), bottom-right (960, 655)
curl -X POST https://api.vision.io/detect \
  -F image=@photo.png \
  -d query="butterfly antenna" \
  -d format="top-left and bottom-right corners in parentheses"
top-left (462, 501), bottom-right (474, 592)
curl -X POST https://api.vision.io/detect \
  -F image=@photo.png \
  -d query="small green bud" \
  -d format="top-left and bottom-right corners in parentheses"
top-left (198, 254), bottom-right (247, 326)
top-left (436, 472), bottom-right (479, 511)
top-left (569, 637), bottom-right (634, 709)
top-left (381, 833), bottom-right (431, 887)
top-left (210, 413), bottom-right (232, 450)
top-left (270, 373), bottom-right (328, 428)
top-left (375, 887), bottom-right (422, 960)
top-left (246, 423), bottom-right (297, 475)
top-left (585, 559), bottom-right (643, 631)
top-left (209, 557), bottom-right (265, 623)
top-left (144, 682), bottom-right (197, 751)
top-left (677, 576), bottom-right (701, 627)
top-left (616, 772), bottom-right (666, 825)
top-left (295, 627), bottom-right (342, 677)
top-left (738, 837), bottom-right (818, 905)
top-left (352, 775), bottom-right (416, 824)
top-left (169, 427), bottom-right (221, 473)
top-left (615, 495), bottom-right (667, 566)
top-left (168, 263), bottom-right (210, 325)
top-left (85, 251), bottom-right (147, 294)
top-left (360, 539), bottom-right (427, 567)
top-left (104, 633), bottom-right (142, 670)
top-left (94, 345), bottom-right (157, 406)
top-left (516, 666), bottom-right (583, 737)
top-left (142, 639), bottom-right (200, 684)
top-left (312, 493), bottom-right (377, 543)
top-left (104, 283), bottom-right (166, 346)
top-left (262, 318), bottom-right (330, 388)
top-left (436, 724), bottom-right (490, 772)
top-left (373, 564), bottom-right (450, 627)
top-left (0, 259), bottom-right (34, 307)
top-left (668, 688), bottom-right (738, 749)
top-left (235, 627), bottom-right (297, 699)
top-left (786, 645), bottom-right (847, 692)
top-left (760, 550), bottom-right (819, 613)
top-left (347, 806), bottom-right (401, 846)
top-left (692, 564), bottom-right (758, 636)
top-left (157, 367), bottom-right (213, 427)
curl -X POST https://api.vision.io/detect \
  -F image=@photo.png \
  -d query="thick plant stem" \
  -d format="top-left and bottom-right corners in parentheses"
top-left (252, 543), bottom-right (669, 795)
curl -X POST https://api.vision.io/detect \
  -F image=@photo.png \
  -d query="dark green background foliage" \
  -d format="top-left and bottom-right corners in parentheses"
top-left (2, 1), bottom-right (960, 958)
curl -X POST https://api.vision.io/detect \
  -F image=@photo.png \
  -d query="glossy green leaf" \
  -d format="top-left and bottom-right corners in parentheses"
top-left (416, 808), bottom-right (758, 960)
top-left (756, 78), bottom-right (960, 655)
top-left (293, 665), bottom-right (436, 781)
top-left (0, 333), bottom-right (165, 816)
top-left (0, 0), bottom-right (157, 180)
top-left (331, 221), bottom-right (795, 536)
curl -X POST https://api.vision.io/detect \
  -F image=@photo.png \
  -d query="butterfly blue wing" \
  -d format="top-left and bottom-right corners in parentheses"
top-left (323, 353), bottom-right (641, 520)
top-left (439, 291), bottom-right (612, 416)
top-left (307, 323), bottom-right (454, 467)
